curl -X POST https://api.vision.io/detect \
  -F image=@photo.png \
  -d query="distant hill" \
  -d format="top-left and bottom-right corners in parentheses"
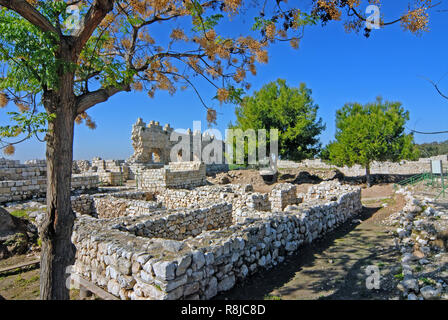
top-left (417, 140), bottom-right (448, 157)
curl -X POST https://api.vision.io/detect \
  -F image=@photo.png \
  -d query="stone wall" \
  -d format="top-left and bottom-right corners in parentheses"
top-left (73, 158), bottom-right (129, 186)
top-left (73, 160), bottom-right (91, 174)
top-left (0, 174), bottom-right (98, 204)
top-left (277, 156), bottom-right (448, 176)
top-left (72, 182), bottom-right (362, 300)
top-left (117, 203), bottom-right (233, 240)
top-left (71, 191), bottom-right (157, 218)
top-left (156, 184), bottom-right (271, 214)
top-left (137, 162), bottom-right (206, 191)
top-left (128, 119), bottom-right (225, 165)
top-left (269, 183), bottom-right (297, 211)
top-left (0, 159), bottom-right (46, 181)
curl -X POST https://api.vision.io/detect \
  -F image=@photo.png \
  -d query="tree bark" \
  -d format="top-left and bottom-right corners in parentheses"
top-left (39, 72), bottom-right (77, 300)
top-left (366, 163), bottom-right (372, 187)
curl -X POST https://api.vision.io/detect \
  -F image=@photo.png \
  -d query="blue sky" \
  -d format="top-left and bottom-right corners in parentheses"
top-left (3, 1), bottom-right (448, 161)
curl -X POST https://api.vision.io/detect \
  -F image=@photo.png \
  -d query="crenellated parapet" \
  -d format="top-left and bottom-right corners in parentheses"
top-left (128, 118), bottom-right (225, 166)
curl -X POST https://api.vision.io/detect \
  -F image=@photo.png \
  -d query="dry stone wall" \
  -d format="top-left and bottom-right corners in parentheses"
top-left (72, 181), bottom-right (362, 300)
top-left (116, 203), bottom-right (233, 240)
top-left (156, 184), bottom-right (271, 214)
top-left (0, 159), bottom-right (46, 181)
top-left (0, 174), bottom-right (98, 204)
top-left (137, 162), bottom-right (206, 191)
top-left (73, 158), bottom-right (129, 186)
top-left (269, 183), bottom-right (297, 211)
top-left (71, 191), bottom-right (157, 218)
top-left (278, 156), bottom-right (448, 176)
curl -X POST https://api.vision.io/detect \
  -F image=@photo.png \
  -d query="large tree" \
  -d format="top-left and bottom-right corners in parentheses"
top-left (325, 97), bottom-right (420, 186)
top-left (0, 0), bottom-right (434, 299)
top-left (231, 79), bottom-right (325, 161)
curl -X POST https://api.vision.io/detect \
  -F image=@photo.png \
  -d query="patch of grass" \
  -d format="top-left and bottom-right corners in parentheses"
top-left (394, 273), bottom-right (404, 281)
top-left (14, 274), bottom-right (39, 287)
top-left (10, 210), bottom-right (29, 219)
top-left (264, 294), bottom-right (282, 300)
top-left (419, 277), bottom-right (436, 286)
top-left (229, 164), bottom-right (248, 170)
top-left (414, 265), bottom-right (423, 272)
top-left (377, 262), bottom-right (385, 268)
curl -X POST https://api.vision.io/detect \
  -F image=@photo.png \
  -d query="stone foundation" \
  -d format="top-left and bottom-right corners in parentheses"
top-left (277, 156), bottom-right (448, 176)
top-left (137, 162), bottom-right (206, 191)
top-left (72, 181), bottom-right (362, 300)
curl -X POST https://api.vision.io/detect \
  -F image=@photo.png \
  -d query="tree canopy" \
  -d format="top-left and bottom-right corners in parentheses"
top-left (0, 0), bottom-right (437, 153)
top-left (417, 139), bottom-right (448, 157)
top-left (324, 97), bottom-right (420, 185)
top-left (231, 79), bottom-right (325, 162)
top-left (0, 0), bottom-right (436, 300)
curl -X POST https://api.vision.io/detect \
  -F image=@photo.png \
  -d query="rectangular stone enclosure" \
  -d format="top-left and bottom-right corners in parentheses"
top-left (72, 181), bottom-right (362, 300)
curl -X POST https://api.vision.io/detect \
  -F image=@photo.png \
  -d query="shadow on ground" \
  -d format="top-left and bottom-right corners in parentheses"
top-left (215, 204), bottom-right (402, 300)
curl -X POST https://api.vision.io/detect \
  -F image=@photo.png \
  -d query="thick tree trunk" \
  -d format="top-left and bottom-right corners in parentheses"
top-left (39, 83), bottom-right (76, 299)
top-left (366, 163), bottom-right (372, 187)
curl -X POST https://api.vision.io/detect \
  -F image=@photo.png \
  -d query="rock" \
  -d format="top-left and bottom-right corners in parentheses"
top-left (218, 275), bottom-right (235, 292)
top-left (192, 250), bottom-right (205, 270)
top-left (284, 205), bottom-right (299, 212)
top-left (420, 285), bottom-right (441, 300)
top-left (407, 293), bottom-right (418, 300)
top-left (402, 275), bottom-right (419, 293)
top-left (218, 175), bottom-right (231, 184)
top-left (0, 207), bottom-right (36, 259)
top-left (176, 254), bottom-right (192, 276)
top-left (204, 277), bottom-right (218, 299)
top-left (160, 239), bottom-right (184, 253)
top-left (240, 264), bottom-right (249, 278)
top-left (152, 261), bottom-right (176, 281)
top-left (0, 207), bottom-right (22, 237)
top-left (423, 207), bottom-right (435, 217)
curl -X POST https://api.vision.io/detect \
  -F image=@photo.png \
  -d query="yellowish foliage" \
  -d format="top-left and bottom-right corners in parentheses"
top-left (3, 144), bottom-right (15, 156)
top-left (0, 93), bottom-right (8, 108)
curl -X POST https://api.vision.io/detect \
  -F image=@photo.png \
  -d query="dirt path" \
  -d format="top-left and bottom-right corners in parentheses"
top-left (217, 184), bottom-right (404, 300)
top-left (0, 255), bottom-right (41, 300)
top-left (0, 255), bottom-right (82, 300)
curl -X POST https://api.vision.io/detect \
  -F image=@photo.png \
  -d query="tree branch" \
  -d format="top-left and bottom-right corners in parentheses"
top-left (73, 0), bottom-right (115, 56)
top-left (75, 84), bottom-right (130, 114)
top-left (421, 75), bottom-right (448, 100)
top-left (0, 0), bottom-right (59, 35)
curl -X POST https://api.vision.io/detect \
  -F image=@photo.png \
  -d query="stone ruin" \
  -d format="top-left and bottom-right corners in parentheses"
top-left (127, 118), bottom-right (228, 177)
top-left (73, 158), bottom-right (129, 186)
top-left (71, 118), bottom-right (230, 189)
top-left (0, 158), bottom-right (98, 204)
top-left (71, 181), bottom-right (362, 300)
top-left (0, 118), bottom-right (371, 300)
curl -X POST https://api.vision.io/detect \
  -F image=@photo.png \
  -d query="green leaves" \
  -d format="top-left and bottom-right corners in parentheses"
top-left (0, 110), bottom-right (54, 139)
top-left (231, 79), bottom-right (325, 161)
top-left (0, 8), bottom-right (60, 92)
top-left (326, 98), bottom-right (420, 169)
top-left (188, 0), bottom-right (223, 32)
top-left (213, 85), bottom-right (244, 104)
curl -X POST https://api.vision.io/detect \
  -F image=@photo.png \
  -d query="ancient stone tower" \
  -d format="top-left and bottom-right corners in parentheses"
top-left (128, 118), bottom-right (225, 165)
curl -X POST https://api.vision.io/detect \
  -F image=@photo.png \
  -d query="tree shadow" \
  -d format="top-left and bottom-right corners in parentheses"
top-left (214, 205), bottom-right (388, 300)
top-left (341, 173), bottom-right (418, 186)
